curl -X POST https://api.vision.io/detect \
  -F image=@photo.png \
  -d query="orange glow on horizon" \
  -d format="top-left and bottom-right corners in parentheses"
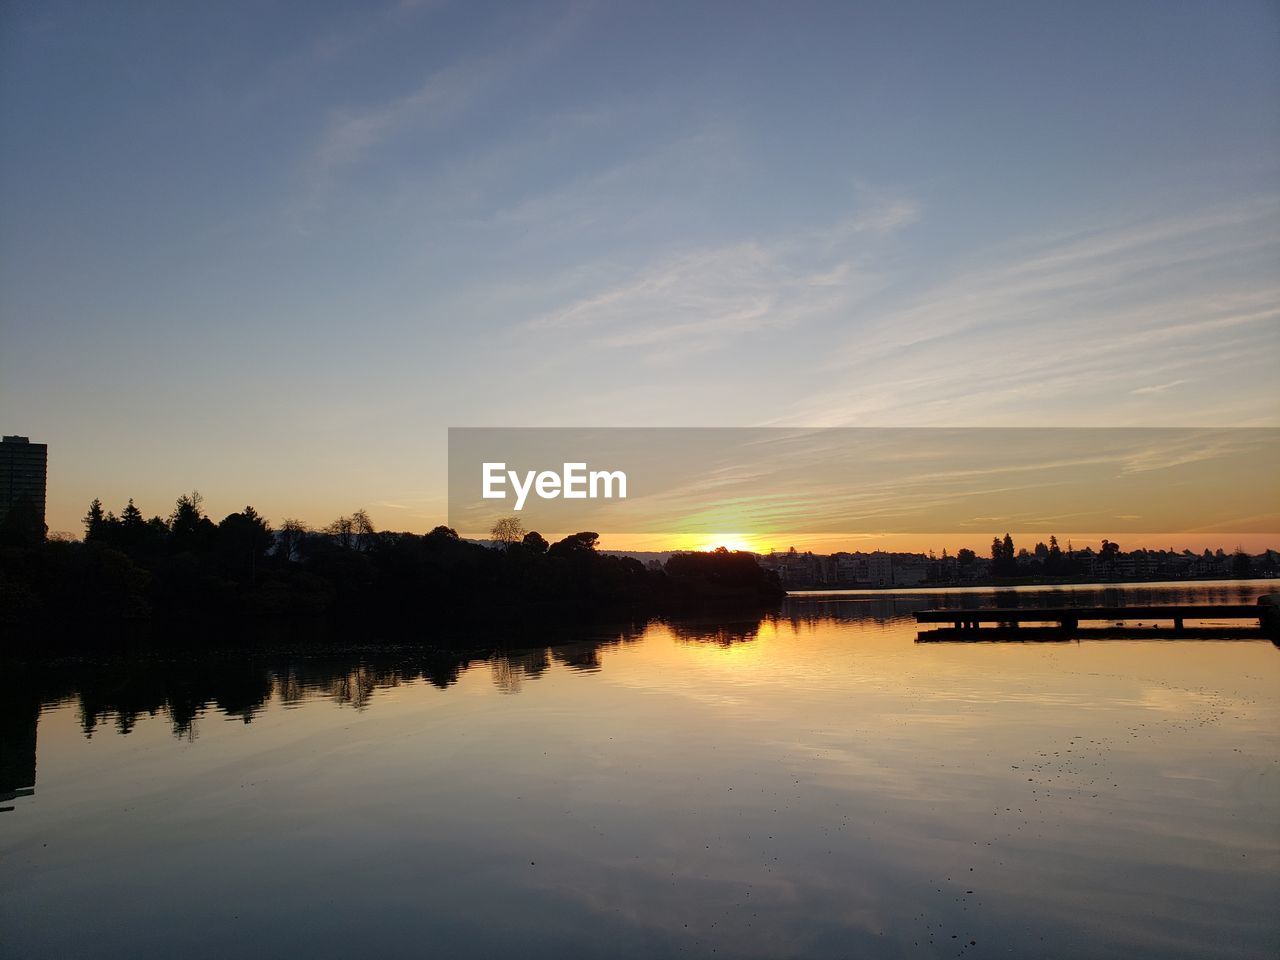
top-left (688, 533), bottom-right (760, 553)
top-left (585, 531), bottom-right (1279, 556)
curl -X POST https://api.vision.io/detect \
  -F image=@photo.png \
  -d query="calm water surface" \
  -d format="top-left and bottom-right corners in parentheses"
top-left (3, 583), bottom-right (1278, 959)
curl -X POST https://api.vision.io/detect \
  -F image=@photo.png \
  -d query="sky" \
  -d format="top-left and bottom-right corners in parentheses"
top-left (1, 0), bottom-right (1278, 545)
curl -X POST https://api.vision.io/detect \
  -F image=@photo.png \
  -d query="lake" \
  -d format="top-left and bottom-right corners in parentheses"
top-left (3, 582), bottom-right (1277, 959)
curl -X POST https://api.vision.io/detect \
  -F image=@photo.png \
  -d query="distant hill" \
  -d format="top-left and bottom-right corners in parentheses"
top-left (600, 550), bottom-right (675, 566)
top-left (466, 540), bottom-right (763, 568)
top-left (466, 540), bottom-right (677, 566)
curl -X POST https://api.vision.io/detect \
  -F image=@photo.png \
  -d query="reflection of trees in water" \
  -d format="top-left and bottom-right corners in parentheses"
top-left (10, 654), bottom-right (480, 747)
top-left (488, 627), bottom-right (647, 693)
top-left (552, 641), bottom-right (605, 671)
top-left (11, 585), bottom-right (1258, 752)
top-left (4, 585), bottom-right (1254, 807)
top-left (73, 660), bottom-right (276, 740)
top-left (0, 689), bottom-right (38, 806)
top-left (319, 664), bottom-right (383, 709)
top-left (783, 595), bottom-right (918, 630)
top-left (0, 607), bottom-right (784, 789)
top-left (668, 616), bottom-right (769, 646)
top-left (6, 621), bottom-right (660, 754)
top-left (490, 648), bottom-right (549, 695)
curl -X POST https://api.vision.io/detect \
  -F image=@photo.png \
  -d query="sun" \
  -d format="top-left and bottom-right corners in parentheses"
top-left (695, 533), bottom-right (757, 553)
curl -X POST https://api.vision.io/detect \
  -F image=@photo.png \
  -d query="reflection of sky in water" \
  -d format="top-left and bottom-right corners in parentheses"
top-left (2, 584), bottom-right (1277, 959)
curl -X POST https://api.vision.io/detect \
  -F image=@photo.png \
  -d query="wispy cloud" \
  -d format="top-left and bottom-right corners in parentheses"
top-left (518, 199), bottom-right (920, 355)
top-left (311, 59), bottom-right (495, 180)
top-left (775, 197), bottom-right (1280, 426)
top-left (1130, 380), bottom-right (1190, 395)
top-left (479, 126), bottom-right (745, 235)
top-left (843, 199), bottom-right (1278, 360)
top-left (303, 5), bottom-right (590, 199)
top-left (306, 1), bottom-right (448, 64)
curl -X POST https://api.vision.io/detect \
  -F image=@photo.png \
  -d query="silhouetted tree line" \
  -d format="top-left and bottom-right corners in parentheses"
top-left (980, 533), bottom-right (1274, 582)
top-left (986, 533), bottom-right (1122, 579)
top-left (988, 532), bottom-right (1074, 578)
top-left (0, 494), bottom-right (783, 633)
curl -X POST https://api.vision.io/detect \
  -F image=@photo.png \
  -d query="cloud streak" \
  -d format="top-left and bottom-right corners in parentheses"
top-left (304, 4), bottom-right (590, 199)
top-left (1131, 380), bottom-right (1191, 396)
top-left (311, 59), bottom-right (496, 180)
top-left (776, 197), bottom-right (1280, 426)
top-left (519, 199), bottom-right (920, 355)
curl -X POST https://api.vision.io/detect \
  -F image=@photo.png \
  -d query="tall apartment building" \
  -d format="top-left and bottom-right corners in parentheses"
top-left (0, 435), bottom-right (48, 529)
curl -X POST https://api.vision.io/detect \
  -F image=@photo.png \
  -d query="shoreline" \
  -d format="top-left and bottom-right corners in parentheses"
top-left (787, 576), bottom-right (1277, 596)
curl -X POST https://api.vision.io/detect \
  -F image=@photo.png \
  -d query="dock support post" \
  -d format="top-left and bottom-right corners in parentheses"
top-left (1174, 617), bottom-right (1184, 632)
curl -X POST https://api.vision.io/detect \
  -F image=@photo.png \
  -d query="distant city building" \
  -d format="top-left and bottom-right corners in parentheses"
top-left (0, 435), bottom-right (48, 529)
top-left (760, 539), bottom-right (1274, 589)
top-left (867, 552), bottom-right (893, 587)
top-left (893, 559), bottom-right (929, 587)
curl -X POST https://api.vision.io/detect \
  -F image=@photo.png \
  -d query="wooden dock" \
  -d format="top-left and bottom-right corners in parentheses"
top-left (915, 604), bottom-right (1268, 632)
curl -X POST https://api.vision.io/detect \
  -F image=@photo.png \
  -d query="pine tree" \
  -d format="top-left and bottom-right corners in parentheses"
top-left (121, 499), bottom-right (144, 528)
top-left (84, 498), bottom-right (106, 541)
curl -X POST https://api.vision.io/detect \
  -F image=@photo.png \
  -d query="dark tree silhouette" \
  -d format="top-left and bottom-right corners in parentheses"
top-left (1045, 535), bottom-right (1064, 575)
top-left (1232, 550), bottom-right (1253, 578)
top-left (549, 531), bottom-right (600, 556)
top-left (169, 492), bottom-right (215, 554)
top-left (991, 533), bottom-right (1017, 577)
top-left (490, 517), bottom-right (525, 547)
top-left (276, 519), bottom-right (309, 562)
top-left (0, 496), bottom-right (778, 631)
top-left (216, 507), bottom-right (274, 582)
top-left (521, 531), bottom-right (549, 555)
top-left (0, 496), bottom-right (45, 547)
top-left (84, 498), bottom-right (107, 541)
